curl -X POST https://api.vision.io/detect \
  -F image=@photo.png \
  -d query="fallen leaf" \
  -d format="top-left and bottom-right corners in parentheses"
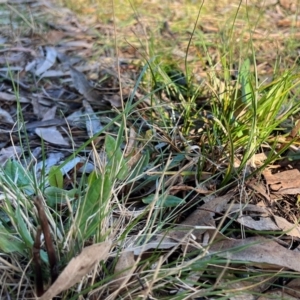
top-left (124, 127), bottom-right (136, 157)
top-left (35, 127), bottom-right (69, 146)
top-left (63, 40), bottom-right (93, 49)
top-left (0, 146), bottom-right (22, 166)
top-left (257, 290), bottom-right (298, 300)
top-left (253, 152), bottom-right (268, 166)
top-left (82, 100), bottom-right (103, 137)
top-left (263, 169), bottom-right (300, 194)
top-left (0, 92), bottom-right (30, 103)
top-left (0, 108), bottom-right (14, 123)
top-left (69, 66), bottom-right (104, 104)
top-left (222, 279), bottom-right (256, 300)
top-left (38, 70), bottom-right (65, 78)
top-left (238, 215), bottom-right (280, 231)
top-left (285, 278), bottom-right (300, 298)
top-left (169, 184), bottom-right (212, 195)
top-left (168, 193), bottom-right (233, 245)
top-left (274, 215), bottom-right (300, 238)
top-left (210, 236), bottom-right (300, 272)
top-left (35, 152), bottom-right (65, 175)
top-left (280, 0), bottom-right (297, 12)
top-left (247, 180), bottom-right (270, 202)
top-left (277, 16), bottom-right (300, 27)
top-left (70, 66), bottom-right (121, 107)
top-left (42, 106), bottom-right (57, 121)
top-left (35, 47), bottom-right (57, 76)
top-left (111, 251), bottom-right (136, 289)
top-left (39, 241), bottom-right (112, 300)
top-left (126, 235), bottom-right (179, 256)
top-left (25, 119), bottom-right (67, 130)
top-left (103, 94), bottom-right (122, 107)
top-left (226, 204), bottom-right (300, 238)
top-left (45, 30), bottom-right (67, 45)
top-left (228, 203), bottom-right (280, 231)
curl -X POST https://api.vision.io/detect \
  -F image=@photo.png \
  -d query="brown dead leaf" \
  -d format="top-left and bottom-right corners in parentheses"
top-left (63, 40), bottom-right (93, 49)
top-left (277, 16), bottom-right (300, 27)
top-left (35, 127), bottom-right (69, 146)
top-left (0, 146), bottom-right (22, 166)
top-left (42, 106), bottom-right (57, 121)
top-left (82, 100), bottom-right (103, 137)
top-left (124, 127), bottom-right (136, 157)
top-left (45, 30), bottom-right (67, 45)
top-left (0, 108), bottom-right (14, 124)
top-left (111, 251), bottom-right (136, 289)
top-left (25, 119), bottom-right (67, 130)
top-left (257, 290), bottom-right (298, 300)
top-left (274, 215), bottom-right (300, 238)
top-left (169, 184), bottom-right (212, 195)
top-left (247, 180), bottom-right (270, 202)
top-left (210, 236), bottom-right (300, 272)
top-left (69, 66), bottom-right (108, 106)
top-left (103, 94), bottom-right (122, 107)
top-left (127, 235), bottom-right (179, 256)
top-left (227, 203), bottom-right (300, 238)
top-left (168, 193), bottom-right (233, 246)
top-left (39, 241), bottom-right (112, 300)
top-left (221, 277), bottom-right (256, 300)
top-left (127, 151), bottom-right (142, 168)
top-left (285, 278), bottom-right (300, 298)
top-left (238, 215), bottom-right (280, 231)
top-left (227, 203), bottom-right (279, 231)
top-left (34, 106), bottom-right (69, 145)
top-left (263, 169), bottom-right (300, 194)
top-left (0, 92), bottom-right (30, 103)
top-left (35, 47), bottom-right (57, 76)
top-left (220, 272), bottom-right (276, 299)
top-left (280, 0), bottom-right (298, 12)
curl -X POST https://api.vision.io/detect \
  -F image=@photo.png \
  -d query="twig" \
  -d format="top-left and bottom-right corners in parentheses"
top-left (34, 196), bottom-right (58, 283)
top-left (33, 226), bottom-right (44, 296)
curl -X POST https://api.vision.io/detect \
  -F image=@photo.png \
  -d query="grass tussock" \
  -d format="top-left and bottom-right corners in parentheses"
top-left (1, 0), bottom-right (300, 299)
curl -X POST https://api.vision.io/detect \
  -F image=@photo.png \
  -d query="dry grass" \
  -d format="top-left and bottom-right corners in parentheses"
top-left (1, 0), bottom-right (300, 299)
top-left (58, 0), bottom-right (300, 77)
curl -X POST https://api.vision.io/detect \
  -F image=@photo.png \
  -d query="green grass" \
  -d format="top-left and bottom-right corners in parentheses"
top-left (2, 0), bottom-right (300, 299)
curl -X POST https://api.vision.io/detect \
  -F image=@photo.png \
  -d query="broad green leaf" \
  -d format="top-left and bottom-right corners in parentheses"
top-left (87, 170), bottom-right (98, 186)
top-left (48, 166), bottom-right (63, 189)
top-left (16, 205), bottom-right (33, 248)
top-left (0, 224), bottom-right (26, 254)
top-left (77, 173), bottom-right (112, 239)
top-left (105, 134), bottom-right (128, 180)
top-left (4, 160), bottom-right (32, 188)
top-left (142, 194), bottom-right (185, 207)
top-left (105, 134), bottom-right (117, 160)
top-left (169, 153), bottom-right (185, 169)
top-left (116, 157), bottom-right (129, 180)
top-left (44, 186), bottom-right (78, 206)
top-left (288, 153), bottom-right (300, 161)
